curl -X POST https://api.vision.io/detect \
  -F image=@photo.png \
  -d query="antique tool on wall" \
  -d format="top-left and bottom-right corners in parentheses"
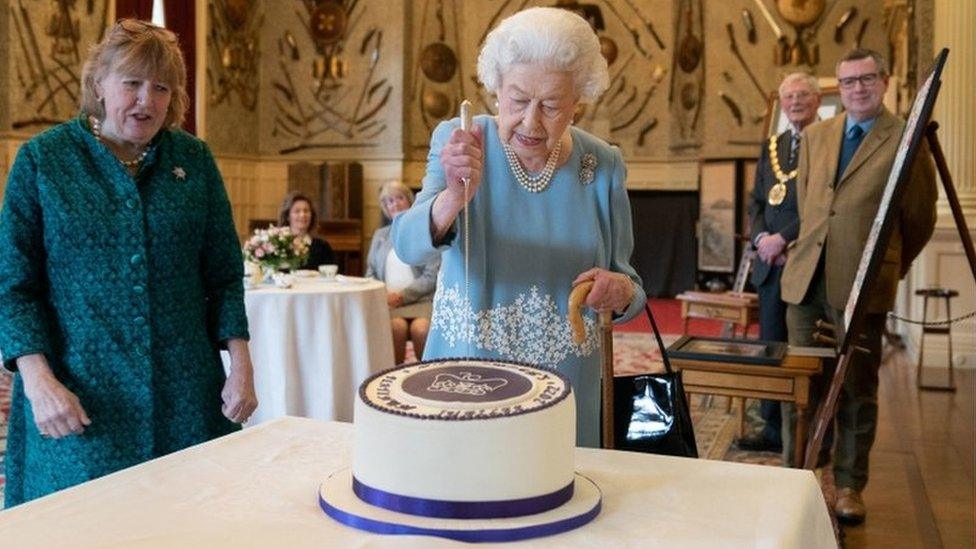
top-left (12, 0), bottom-right (103, 126)
top-left (46, 0), bottom-right (81, 61)
top-left (621, 0), bottom-right (666, 50)
top-left (273, 1), bottom-right (394, 151)
top-left (422, 89), bottom-right (452, 118)
top-left (598, 0), bottom-right (650, 57)
top-left (284, 31), bottom-right (300, 60)
top-left (854, 18), bottom-right (870, 48)
top-left (669, 0), bottom-right (704, 144)
top-left (677, 5), bottom-right (702, 73)
top-left (419, 42), bottom-right (457, 83)
top-left (209, 0), bottom-right (262, 110)
top-left (753, 0), bottom-right (789, 65)
top-left (719, 92), bottom-right (743, 126)
top-left (612, 86), bottom-right (638, 117)
top-left (741, 9), bottom-right (757, 44)
top-left (611, 65), bottom-right (665, 133)
top-left (599, 36), bottom-right (619, 66)
top-left (834, 7), bottom-right (857, 43)
top-left (637, 118), bottom-right (658, 147)
top-left (775, 0), bottom-right (826, 65)
top-left (726, 24), bottom-right (767, 100)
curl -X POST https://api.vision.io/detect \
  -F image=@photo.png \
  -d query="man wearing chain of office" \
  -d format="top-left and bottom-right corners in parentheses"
top-left (741, 73), bottom-right (822, 454)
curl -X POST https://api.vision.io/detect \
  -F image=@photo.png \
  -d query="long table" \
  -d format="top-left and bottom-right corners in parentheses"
top-left (0, 417), bottom-right (836, 547)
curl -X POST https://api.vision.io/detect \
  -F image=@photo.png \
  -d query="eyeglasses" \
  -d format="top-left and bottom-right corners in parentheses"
top-left (838, 73), bottom-right (880, 89)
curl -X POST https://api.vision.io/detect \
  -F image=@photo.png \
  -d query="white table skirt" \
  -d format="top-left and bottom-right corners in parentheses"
top-left (0, 417), bottom-right (836, 548)
top-left (227, 277), bottom-right (395, 424)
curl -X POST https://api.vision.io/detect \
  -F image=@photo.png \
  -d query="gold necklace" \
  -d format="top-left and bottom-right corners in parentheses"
top-left (767, 135), bottom-right (795, 206)
top-left (89, 116), bottom-right (151, 168)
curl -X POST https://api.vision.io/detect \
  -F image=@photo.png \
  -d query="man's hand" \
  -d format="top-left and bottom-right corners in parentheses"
top-left (757, 233), bottom-right (787, 264)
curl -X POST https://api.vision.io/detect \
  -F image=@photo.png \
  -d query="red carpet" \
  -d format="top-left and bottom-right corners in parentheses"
top-left (616, 298), bottom-right (758, 338)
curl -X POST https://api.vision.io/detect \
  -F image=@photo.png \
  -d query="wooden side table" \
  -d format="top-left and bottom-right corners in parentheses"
top-left (676, 291), bottom-right (759, 337)
top-left (670, 349), bottom-right (826, 467)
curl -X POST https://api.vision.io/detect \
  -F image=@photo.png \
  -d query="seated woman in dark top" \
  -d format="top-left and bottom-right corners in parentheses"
top-left (277, 191), bottom-right (336, 270)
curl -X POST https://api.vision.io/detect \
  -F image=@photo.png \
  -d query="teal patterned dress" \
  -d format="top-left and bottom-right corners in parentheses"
top-left (0, 116), bottom-right (249, 507)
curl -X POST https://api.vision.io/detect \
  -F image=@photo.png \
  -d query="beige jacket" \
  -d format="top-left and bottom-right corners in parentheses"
top-left (780, 108), bottom-right (937, 313)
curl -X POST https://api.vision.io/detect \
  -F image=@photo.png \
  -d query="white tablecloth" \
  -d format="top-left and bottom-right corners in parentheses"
top-left (229, 277), bottom-right (395, 424)
top-left (0, 417), bottom-right (836, 548)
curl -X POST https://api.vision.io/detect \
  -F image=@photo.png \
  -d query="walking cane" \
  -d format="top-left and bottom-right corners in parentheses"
top-left (569, 282), bottom-right (615, 449)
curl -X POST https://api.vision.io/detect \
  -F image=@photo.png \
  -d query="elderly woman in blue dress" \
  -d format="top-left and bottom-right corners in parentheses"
top-left (366, 181), bottom-right (440, 364)
top-left (0, 20), bottom-right (257, 506)
top-left (392, 7), bottom-right (645, 447)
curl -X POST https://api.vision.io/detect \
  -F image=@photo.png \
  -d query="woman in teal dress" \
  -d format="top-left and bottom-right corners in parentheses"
top-left (391, 8), bottom-right (645, 447)
top-left (0, 20), bottom-right (257, 507)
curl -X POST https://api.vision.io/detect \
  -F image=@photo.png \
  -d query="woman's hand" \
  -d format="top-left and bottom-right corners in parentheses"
top-left (223, 339), bottom-right (258, 424)
top-left (431, 125), bottom-right (484, 240)
top-left (18, 354), bottom-right (91, 439)
top-left (573, 268), bottom-right (636, 314)
top-left (387, 291), bottom-right (404, 309)
top-left (441, 125), bottom-right (485, 202)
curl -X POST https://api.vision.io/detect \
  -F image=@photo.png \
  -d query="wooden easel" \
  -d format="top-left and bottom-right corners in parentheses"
top-left (803, 121), bottom-right (976, 469)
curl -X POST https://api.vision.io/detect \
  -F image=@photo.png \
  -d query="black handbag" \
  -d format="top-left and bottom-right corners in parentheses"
top-left (612, 304), bottom-right (698, 458)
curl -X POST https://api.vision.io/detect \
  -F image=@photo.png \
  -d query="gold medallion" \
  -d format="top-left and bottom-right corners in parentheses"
top-left (768, 182), bottom-right (787, 206)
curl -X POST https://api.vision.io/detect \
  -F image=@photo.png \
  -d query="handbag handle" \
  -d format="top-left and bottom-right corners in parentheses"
top-left (644, 303), bottom-right (675, 374)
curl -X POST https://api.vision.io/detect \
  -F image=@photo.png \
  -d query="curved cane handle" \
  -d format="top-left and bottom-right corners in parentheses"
top-left (568, 281), bottom-right (612, 345)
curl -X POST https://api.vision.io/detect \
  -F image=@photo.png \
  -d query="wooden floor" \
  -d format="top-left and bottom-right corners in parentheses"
top-left (841, 350), bottom-right (974, 548)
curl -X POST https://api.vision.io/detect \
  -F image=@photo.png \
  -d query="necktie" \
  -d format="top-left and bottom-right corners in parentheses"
top-left (789, 132), bottom-right (801, 165)
top-left (836, 124), bottom-right (865, 183)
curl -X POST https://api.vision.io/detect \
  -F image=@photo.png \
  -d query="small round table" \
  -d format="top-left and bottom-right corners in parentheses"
top-left (227, 275), bottom-right (395, 424)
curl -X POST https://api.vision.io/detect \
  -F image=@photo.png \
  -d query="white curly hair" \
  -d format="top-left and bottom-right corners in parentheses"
top-left (477, 7), bottom-right (609, 103)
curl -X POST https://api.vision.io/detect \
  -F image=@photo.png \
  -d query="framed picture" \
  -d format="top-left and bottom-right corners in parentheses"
top-left (698, 161), bottom-right (737, 273)
top-left (840, 49), bottom-right (949, 351)
top-left (764, 80), bottom-right (843, 137)
top-left (667, 335), bottom-right (787, 366)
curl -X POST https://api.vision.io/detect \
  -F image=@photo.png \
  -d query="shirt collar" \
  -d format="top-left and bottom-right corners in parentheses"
top-left (845, 114), bottom-right (877, 137)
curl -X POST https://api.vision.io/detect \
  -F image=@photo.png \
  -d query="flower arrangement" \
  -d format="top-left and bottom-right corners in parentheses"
top-left (243, 225), bottom-right (311, 273)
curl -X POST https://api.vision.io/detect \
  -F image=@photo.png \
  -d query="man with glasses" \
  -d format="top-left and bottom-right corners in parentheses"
top-left (740, 73), bottom-right (821, 454)
top-left (780, 49), bottom-right (937, 525)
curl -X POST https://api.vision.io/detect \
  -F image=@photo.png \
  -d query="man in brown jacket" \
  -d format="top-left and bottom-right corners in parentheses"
top-left (779, 49), bottom-right (937, 524)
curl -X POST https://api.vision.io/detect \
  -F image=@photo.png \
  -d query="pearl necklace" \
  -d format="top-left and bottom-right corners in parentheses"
top-left (502, 139), bottom-right (563, 193)
top-left (89, 116), bottom-right (151, 168)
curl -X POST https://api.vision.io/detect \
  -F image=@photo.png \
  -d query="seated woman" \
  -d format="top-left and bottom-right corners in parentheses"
top-left (277, 191), bottom-right (336, 270)
top-left (366, 182), bottom-right (440, 364)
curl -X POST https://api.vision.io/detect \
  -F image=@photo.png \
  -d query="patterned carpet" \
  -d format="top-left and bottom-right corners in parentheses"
top-left (0, 330), bottom-right (778, 508)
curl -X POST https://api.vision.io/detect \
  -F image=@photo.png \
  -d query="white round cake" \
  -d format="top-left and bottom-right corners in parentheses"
top-left (353, 358), bottom-right (576, 507)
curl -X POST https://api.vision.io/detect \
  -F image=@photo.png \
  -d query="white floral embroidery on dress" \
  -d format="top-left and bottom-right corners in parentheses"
top-left (431, 284), bottom-right (599, 365)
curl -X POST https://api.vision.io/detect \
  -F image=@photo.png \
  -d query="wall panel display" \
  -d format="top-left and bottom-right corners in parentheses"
top-left (7, 0), bottom-right (109, 130)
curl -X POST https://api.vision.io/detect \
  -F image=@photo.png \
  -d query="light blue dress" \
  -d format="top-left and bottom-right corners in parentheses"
top-left (392, 116), bottom-right (645, 447)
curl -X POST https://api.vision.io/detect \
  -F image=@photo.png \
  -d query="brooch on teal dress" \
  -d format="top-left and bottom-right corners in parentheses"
top-left (580, 153), bottom-right (597, 185)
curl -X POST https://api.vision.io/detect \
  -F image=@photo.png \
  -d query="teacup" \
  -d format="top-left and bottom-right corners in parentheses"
top-left (272, 272), bottom-right (294, 289)
top-left (318, 264), bottom-right (339, 279)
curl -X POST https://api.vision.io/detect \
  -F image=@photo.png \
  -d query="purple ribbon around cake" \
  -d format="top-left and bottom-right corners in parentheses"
top-left (319, 492), bottom-right (601, 543)
top-left (352, 476), bottom-right (575, 519)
